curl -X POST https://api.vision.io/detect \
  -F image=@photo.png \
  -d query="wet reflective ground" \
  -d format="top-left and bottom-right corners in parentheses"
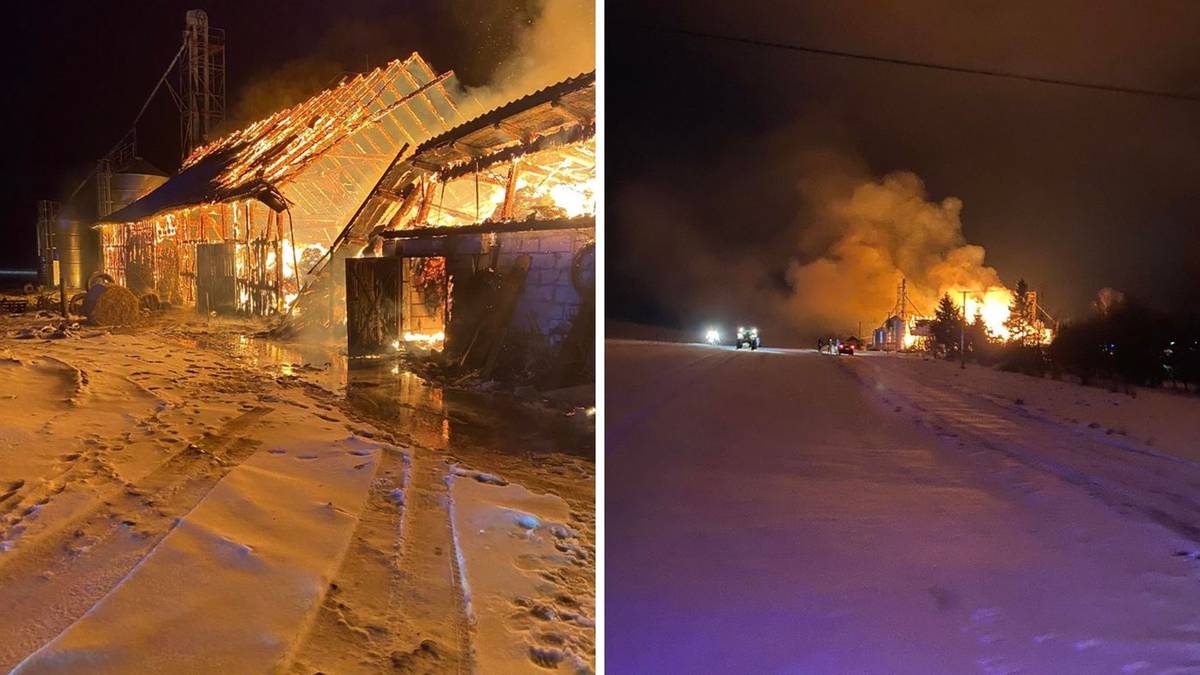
top-left (176, 319), bottom-right (593, 465)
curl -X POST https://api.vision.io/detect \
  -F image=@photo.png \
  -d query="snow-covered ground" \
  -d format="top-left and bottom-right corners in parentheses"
top-left (606, 340), bottom-right (1200, 674)
top-left (0, 310), bottom-right (593, 673)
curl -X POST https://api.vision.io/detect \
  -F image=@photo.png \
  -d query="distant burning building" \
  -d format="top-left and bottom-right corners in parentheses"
top-left (871, 281), bottom-right (1053, 351)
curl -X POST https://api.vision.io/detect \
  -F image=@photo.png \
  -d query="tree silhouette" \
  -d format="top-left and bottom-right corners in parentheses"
top-left (966, 309), bottom-right (991, 353)
top-left (1004, 279), bottom-right (1034, 345)
top-left (930, 293), bottom-right (963, 353)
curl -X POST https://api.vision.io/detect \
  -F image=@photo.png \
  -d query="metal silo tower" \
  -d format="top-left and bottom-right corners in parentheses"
top-left (180, 9), bottom-right (226, 160)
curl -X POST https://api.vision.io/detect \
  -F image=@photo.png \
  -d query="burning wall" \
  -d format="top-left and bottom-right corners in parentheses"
top-left (332, 73), bottom-right (596, 387)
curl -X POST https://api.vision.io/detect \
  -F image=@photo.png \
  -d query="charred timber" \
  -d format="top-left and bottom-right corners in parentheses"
top-left (412, 71), bottom-right (595, 157)
top-left (394, 120), bottom-right (595, 205)
top-left (379, 216), bottom-right (594, 239)
top-left (435, 121), bottom-right (595, 183)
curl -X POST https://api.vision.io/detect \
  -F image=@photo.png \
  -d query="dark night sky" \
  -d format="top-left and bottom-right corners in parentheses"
top-left (607, 1), bottom-right (1200, 332)
top-left (5, 0), bottom-right (552, 271)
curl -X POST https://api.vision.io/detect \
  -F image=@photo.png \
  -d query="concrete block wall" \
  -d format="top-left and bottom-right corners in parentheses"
top-left (495, 227), bottom-right (593, 344)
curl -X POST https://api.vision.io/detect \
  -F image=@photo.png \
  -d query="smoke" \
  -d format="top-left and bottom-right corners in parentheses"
top-left (464, 0), bottom-right (595, 111)
top-left (225, 58), bottom-right (348, 131)
top-left (222, 17), bottom-right (418, 132)
top-left (786, 168), bottom-right (1007, 333)
top-left (1092, 287), bottom-right (1127, 316)
top-left (617, 141), bottom-right (1014, 341)
top-left (222, 1), bottom-right (594, 131)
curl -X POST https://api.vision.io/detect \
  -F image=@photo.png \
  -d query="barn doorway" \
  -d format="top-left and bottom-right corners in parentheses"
top-left (400, 256), bottom-right (448, 350)
top-left (195, 242), bottom-right (237, 314)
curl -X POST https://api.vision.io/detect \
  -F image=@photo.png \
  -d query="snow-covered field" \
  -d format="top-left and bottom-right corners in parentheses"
top-left (606, 340), bottom-right (1200, 674)
top-left (0, 310), bottom-right (593, 673)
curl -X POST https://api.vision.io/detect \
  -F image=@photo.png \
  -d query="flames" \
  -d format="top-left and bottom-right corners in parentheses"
top-left (959, 288), bottom-right (1016, 341)
top-left (280, 240), bottom-right (327, 282)
top-left (415, 140), bottom-right (596, 229)
top-left (390, 332), bottom-right (446, 350)
top-left (278, 239), bottom-right (328, 312)
top-left (547, 181), bottom-right (595, 218)
top-left (522, 146), bottom-right (596, 218)
top-left (182, 54), bottom-right (465, 195)
top-left (403, 331), bottom-right (446, 347)
top-left (515, 163), bottom-right (596, 219)
top-left (940, 286), bottom-right (1054, 345)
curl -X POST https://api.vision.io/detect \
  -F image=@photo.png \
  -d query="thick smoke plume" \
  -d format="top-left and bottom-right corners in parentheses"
top-left (787, 169), bottom-right (1008, 333)
top-left (618, 144), bottom-right (1014, 341)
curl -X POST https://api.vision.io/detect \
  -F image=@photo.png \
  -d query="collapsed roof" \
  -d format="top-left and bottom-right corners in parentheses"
top-left (330, 70), bottom-right (596, 249)
top-left (287, 71), bottom-right (596, 325)
top-left (100, 53), bottom-right (475, 247)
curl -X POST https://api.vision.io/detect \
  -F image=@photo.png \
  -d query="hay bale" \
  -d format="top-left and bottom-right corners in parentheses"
top-left (88, 285), bottom-right (140, 326)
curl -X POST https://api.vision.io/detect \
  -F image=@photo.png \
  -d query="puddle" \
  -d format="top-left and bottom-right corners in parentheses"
top-left (182, 330), bottom-right (592, 461)
top-left (344, 360), bottom-right (593, 459)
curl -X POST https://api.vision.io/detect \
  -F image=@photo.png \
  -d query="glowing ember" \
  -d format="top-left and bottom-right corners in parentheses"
top-left (404, 331), bottom-right (445, 346)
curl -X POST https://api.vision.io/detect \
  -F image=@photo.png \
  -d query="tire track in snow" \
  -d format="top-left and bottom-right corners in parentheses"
top-left (295, 447), bottom-right (476, 674)
top-left (286, 445), bottom-right (417, 674)
top-left (390, 450), bottom-right (475, 673)
top-left (0, 405), bottom-right (272, 671)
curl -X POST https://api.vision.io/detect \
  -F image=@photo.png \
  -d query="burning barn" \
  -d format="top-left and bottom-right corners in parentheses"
top-left (94, 54), bottom-right (472, 315)
top-left (316, 72), bottom-right (597, 384)
top-left (91, 46), bottom-right (594, 383)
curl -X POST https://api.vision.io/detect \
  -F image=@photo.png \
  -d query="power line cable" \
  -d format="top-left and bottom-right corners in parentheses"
top-left (623, 22), bottom-right (1200, 102)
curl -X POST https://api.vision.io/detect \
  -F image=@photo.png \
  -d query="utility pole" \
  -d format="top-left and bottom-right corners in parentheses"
top-left (960, 290), bottom-right (967, 369)
top-left (893, 278), bottom-right (909, 351)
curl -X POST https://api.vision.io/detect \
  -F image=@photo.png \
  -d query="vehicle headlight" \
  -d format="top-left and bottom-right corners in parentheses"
top-left (705, 329), bottom-right (720, 343)
top-left (751, 327), bottom-right (758, 336)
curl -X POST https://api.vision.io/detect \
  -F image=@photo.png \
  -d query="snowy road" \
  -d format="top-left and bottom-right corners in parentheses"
top-left (606, 340), bottom-right (1200, 674)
